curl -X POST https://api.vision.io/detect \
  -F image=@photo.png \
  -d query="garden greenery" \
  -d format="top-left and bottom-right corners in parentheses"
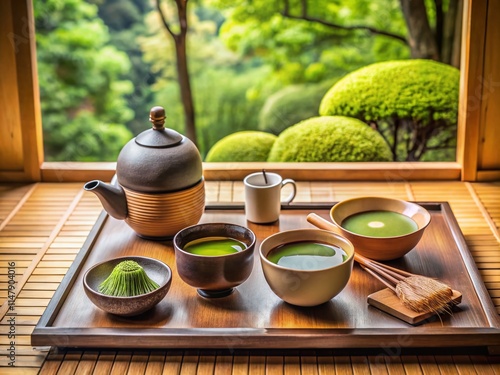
top-left (267, 116), bottom-right (392, 162)
top-left (258, 81), bottom-right (335, 135)
top-left (37, 1), bottom-right (460, 163)
top-left (319, 59), bottom-right (460, 161)
top-left (205, 131), bottom-right (277, 162)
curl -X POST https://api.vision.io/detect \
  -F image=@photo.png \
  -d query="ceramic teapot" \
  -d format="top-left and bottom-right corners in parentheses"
top-left (84, 106), bottom-right (205, 239)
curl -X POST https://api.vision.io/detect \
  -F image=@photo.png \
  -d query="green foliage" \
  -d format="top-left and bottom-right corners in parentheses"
top-left (267, 116), bottom-right (392, 162)
top-left (319, 59), bottom-right (459, 160)
top-left (213, 0), bottom-right (409, 84)
top-left (92, 0), bottom-right (146, 31)
top-left (258, 80), bottom-right (335, 135)
top-left (35, 0), bottom-right (134, 161)
top-left (196, 68), bottom-right (274, 157)
top-left (140, 6), bottom-right (279, 157)
top-left (319, 59), bottom-right (459, 123)
top-left (44, 111), bottom-right (133, 162)
top-left (206, 131), bottom-right (277, 162)
top-left (37, 0), bottom-right (455, 162)
top-left (149, 66), bottom-right (273, 158)
top-left (90, 0), bottom-right (156, 135)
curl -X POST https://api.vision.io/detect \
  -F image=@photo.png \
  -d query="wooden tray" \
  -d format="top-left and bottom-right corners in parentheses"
top-left (32, 203), bottom-right (500, 350)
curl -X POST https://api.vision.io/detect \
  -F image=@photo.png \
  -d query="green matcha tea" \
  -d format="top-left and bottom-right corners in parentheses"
top-left (184, 236), bottom-right (246, 256)
top-left (267, 241), bottom-right (349, 271)
top-left (341, 210), bottom-right (418, 237)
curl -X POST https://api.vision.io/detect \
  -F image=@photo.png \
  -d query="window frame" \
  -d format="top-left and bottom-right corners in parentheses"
top-left (1, 0), bottom-right (499, 183)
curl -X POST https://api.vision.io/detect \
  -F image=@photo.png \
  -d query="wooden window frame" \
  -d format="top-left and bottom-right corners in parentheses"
top-left (1, 0), bottom-right (499, 183)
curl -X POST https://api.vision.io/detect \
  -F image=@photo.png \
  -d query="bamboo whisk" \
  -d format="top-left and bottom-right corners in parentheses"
top-left (354, 254), bottom-right (453, 313)
top-left (307, 213), bottom-right (457, 314)
top-left (99, 260), bottom-right (159, 297)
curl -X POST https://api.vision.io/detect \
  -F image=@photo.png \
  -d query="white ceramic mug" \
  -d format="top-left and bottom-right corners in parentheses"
top-left (244, 172), bottom-right (297, 223)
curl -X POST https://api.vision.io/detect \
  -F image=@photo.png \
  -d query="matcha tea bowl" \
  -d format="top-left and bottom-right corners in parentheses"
top-left (307, 197), bottom-right (431, 261)
top-left (173, 223), bottom-right (256, 298)
top-left (259, 229), bottom-right (354, 307)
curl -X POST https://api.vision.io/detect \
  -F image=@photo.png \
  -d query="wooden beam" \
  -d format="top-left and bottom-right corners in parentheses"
top-left (202, 162), bottom-right (461, 181)
top-left (0, 0), bottom-right (43, 181)
top-left (37, 162), bottom-right (462, 182)
top-left (40, 162), bottom-right (115, 183)
top-left (13, 0), bottom-right (44, 180)
top-left (477, 170), bottom-right (500, 182)
top-left (0, 1), bottom-right (24, 172)
top-left (456, 0), bottom-right (487, 181)
top-left (478, 0), bottom-right (500, 171)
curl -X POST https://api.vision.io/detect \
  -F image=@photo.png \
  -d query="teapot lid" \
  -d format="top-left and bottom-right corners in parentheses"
top-left (135, 106), bottom-right (183, 148)
top-left (116, 105), bottom-right (203, 193)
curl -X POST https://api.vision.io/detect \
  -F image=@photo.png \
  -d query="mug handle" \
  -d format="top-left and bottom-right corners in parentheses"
top-left (281, 179), bottom-right (297, 204)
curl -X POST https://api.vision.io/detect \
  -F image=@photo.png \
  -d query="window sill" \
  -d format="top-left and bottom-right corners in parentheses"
top-left (39, 161), bottom-right (463, 182)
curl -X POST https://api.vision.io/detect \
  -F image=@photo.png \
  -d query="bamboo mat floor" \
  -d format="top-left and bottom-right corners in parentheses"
top-left (0, 181), bottom-right (499, 374)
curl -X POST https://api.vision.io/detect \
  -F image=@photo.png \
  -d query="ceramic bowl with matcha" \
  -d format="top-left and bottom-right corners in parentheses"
top-left (173, 223), bottom-right (256, 298)
top-left (327, 196), bottom-right (431, 260)
top-left (259, 228), bottom-right (355, 307)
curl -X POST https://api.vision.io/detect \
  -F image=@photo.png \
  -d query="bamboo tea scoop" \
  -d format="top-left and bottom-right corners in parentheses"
top-left (307, 213), bottom-right (462, 324)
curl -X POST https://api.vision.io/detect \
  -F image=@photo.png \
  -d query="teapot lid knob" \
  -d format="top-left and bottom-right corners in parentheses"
top-left (135, 106), bottom-right (183, 148)
top-left (149, 106), bottom-right (166, 130)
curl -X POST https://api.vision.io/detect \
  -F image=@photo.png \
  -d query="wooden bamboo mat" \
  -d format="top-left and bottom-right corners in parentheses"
top-left (0, 181), bottom-right (499, 374)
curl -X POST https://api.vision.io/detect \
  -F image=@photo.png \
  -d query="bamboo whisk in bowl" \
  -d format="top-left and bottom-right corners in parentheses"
top-left (84, 256), bottom-right (172, 316)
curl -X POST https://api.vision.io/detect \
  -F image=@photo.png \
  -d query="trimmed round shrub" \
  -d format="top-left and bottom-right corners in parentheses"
top-left (258, 81), bottom-right (334, 135)
top-left (267, 116), bottom-right (392, 162)
top-left (319, 59), bottom-right (459, 161)
top-left (205, 131), bottom-right (277, 162)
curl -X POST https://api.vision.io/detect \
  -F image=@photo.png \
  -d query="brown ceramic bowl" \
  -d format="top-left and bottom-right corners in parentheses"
top-left (328, 197), bottom-right (431, 260)
top-left (259, 229), bottom-right (354, 307)
top-left (83, 256), bottom-right (172, 316)
top-left (173, 223), bottom-right (256, 298)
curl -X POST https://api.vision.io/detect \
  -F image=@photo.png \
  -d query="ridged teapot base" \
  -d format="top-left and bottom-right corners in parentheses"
top-left (123, 179), bottom-right (205, 239)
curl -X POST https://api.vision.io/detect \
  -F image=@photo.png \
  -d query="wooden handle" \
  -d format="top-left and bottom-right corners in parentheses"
top-left (306, 213), bottom-right (341, 234)
top-left (360, 265), bottom-right (397, 292)
top-left (365, 257), bottom-right (414, 278)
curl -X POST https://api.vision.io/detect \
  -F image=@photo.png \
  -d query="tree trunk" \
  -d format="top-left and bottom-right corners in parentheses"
top-left (175, 1), bottom-right (197, 144)
top-left (399, 0), bottom-right (440, 60)
top-left (392, 118), bottom-right (400, 161)
top-left (451, 0), bottom-right (463, 68)
top-left (175, 36), bottom-right (196, 143)
top-left (441, 0), bottom-right (462, 67)
top-left (156, 0), bottom-right (197, 145)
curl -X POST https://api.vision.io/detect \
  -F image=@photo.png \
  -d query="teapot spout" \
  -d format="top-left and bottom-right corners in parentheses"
top-left (84, 180), bottom-right (127, 220)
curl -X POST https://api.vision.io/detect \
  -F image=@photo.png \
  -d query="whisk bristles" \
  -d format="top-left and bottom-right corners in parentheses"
top-left (396, 276), bottom-right (454, 313)
top-left (99, 260), bottom-right (159, 297)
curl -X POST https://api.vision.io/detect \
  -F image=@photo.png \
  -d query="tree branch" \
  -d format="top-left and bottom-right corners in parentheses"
top-left (369, 120), bottom-right (394, 159)
top-left (156, 0), bottom-right (179, 40)
top-left (176, 0), bottom-right (188, 36)
top-left (393, 117), bottom-right (401, 161)
top-left (434, 0), bottom-right (444, 53)
top-left (300, 0), bottom-right (307, 17)
top-left (281, 1), bottom-right (408, 45)
top-left (283, 0), bottom-right (290, 15)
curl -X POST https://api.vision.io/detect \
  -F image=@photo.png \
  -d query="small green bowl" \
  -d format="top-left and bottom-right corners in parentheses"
top-left (83, 256), bottom-right (172, 316)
